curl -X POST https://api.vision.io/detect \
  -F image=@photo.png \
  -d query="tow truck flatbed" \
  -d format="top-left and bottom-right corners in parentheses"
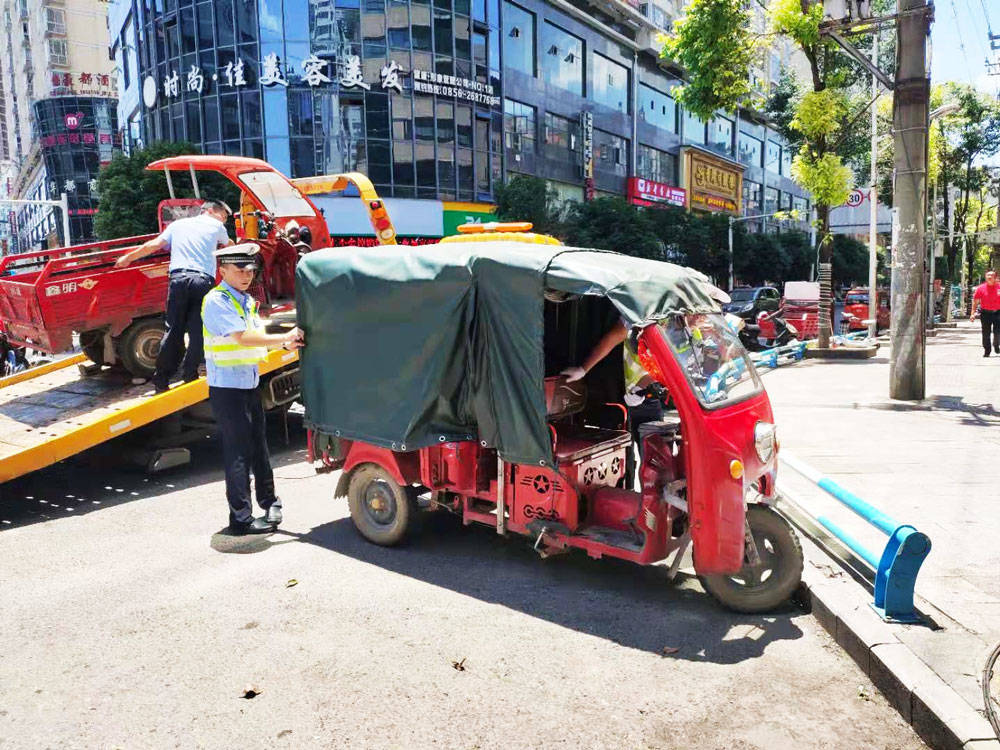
top-left (0, 349), bottom-right (299, 483)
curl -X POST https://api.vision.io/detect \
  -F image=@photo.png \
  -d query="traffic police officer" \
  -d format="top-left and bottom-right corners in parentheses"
top-left (201, 243), bottom-right (303, 535)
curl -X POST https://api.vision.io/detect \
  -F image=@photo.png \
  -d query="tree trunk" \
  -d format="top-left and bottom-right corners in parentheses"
top-left (941, 171), bottom-right (954, 321)
top-left (816, 203), bottom-right (833, 348)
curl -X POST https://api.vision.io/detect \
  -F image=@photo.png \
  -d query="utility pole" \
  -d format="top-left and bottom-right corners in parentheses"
top-left (889, 0), bottom-right (932, 401)
top-left (868, 32), bottom-right (880, 339)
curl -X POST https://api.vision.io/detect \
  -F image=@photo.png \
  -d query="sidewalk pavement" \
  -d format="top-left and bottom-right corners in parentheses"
top-left (763, 322), bottom-right (1000, 749)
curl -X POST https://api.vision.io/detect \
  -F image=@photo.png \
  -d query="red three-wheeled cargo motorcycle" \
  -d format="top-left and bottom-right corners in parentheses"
top-left (299, 225), bottom-right (803, 613)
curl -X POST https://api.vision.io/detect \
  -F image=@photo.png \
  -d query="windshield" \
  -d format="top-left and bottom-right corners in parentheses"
top-left (657, 313), bottom-right (762, 407)
top-left (237, 171), bottom-right (316, 218)
top-left (728, 289), bottom-right (755, 302)
top-left (845, 293), bottom-right (869, 305)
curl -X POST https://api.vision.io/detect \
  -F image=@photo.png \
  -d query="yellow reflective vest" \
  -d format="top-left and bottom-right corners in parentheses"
top-left (201, 286), bottom-right (268, 368)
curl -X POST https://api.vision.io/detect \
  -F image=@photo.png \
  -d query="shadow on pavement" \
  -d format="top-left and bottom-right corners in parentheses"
top-left (258, 512), bottom-right (806, 664)
top-left (866, 394), bottom-right (1000, 425)
top-left (0, 417), bottom-right (308, 531)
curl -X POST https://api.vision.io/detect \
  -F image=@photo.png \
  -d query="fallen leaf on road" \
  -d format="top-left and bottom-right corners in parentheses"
top-left (660, 646), bottom-right (680, 657)
top-left (452, 658), bottom-right (467, 671)
top-left (241, 685), bottom-right (262, 699)
top-left (856, 685), bottom-right (871, 701)
top-left (285, 579), bottom-right (298, 588)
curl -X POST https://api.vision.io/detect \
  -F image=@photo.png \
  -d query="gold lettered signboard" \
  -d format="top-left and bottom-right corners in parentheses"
top-left (682, 148), bottom-right (744, 215)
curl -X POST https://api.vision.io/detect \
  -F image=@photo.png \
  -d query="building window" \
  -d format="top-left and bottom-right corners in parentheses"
top-left (681, 109), bottom-right (705, 145)
top-left (543, 111), bottom-right (580, 156)
top-left (644, 3), bottom-right (675, 31)
top-left (504, 98), bottom-right (535, 153)
top-left (47, 39), bottom-right (68, 68)
top-left (595, 128), bottom-right (627, 176)
top-left (781, 145), bottom-right (793, 176)
top-left (45, 7), bottom-right (66, 35)
top-left (637, 144), bottom-right (677, 186)
top-left (738, 132), bottom-right (762, 168)
top-left (592, 53), bottom-right (628, 113)
top-left (766, 140), bottom-right (781, 173)
top-left (541, 22), bottom-right (583, 96)
top-left (743, 180), bottom-right (762, 215)
top-left (503, 2), bottom-right (535, 76)
top-left (708, 116), bottom-right (733, 158)
top-left (764, 186), bottom-right (779, 215)
top-left (793, 195), bottom-right (809, 215)
top-left (638, 83), bottom-right (675, 133)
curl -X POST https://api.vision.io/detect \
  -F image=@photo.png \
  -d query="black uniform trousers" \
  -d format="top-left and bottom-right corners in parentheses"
top-left (208, 386), bottom-right (280, 525)
top-left (153, 270), bottom-right (215, 390)
top-left (981, 309), bottom-right (1000, 355)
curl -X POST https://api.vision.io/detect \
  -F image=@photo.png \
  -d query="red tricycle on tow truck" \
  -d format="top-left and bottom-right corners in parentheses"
top-left (0, 156), bottom-right (395, 378)
top-left (300, 224), bottom-right (804, 613)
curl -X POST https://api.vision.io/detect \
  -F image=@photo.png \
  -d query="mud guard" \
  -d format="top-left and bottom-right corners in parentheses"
top-left (336, 442), bottom-right (420, 497)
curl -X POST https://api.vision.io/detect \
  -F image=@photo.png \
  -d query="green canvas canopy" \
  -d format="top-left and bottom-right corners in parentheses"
top-left (295, 241), bottom-right (720, 467)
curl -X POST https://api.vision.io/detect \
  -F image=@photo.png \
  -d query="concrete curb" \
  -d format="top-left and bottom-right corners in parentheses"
top-left (800, 556), bottom-right (999, 750)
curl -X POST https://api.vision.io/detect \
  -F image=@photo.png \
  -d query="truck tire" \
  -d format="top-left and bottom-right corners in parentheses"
top-left (347, 463), bottom-right (417, 547)
top-left (117, 318), bottom-right (167, 379)
top-left (699, 504), bottom-right (803, 614)
top-left (80, 329), bottom-right (107, 366)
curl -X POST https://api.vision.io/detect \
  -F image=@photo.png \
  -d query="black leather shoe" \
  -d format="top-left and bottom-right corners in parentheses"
top-left (228, 517), bottom-right (275, 535)
top-left (985, 352), bottom-right (991, 358)
top-left (265, 504), bottom-right (282, 525)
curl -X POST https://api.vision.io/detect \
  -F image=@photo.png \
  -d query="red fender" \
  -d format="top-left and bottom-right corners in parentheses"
top-left (337, 443), bottom-right (421, 497)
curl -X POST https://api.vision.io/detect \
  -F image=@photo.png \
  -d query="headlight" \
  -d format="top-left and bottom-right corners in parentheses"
top-left (754, 421), bottom-right (776, 463)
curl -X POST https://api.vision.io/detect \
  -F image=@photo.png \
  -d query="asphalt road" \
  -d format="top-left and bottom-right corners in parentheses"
top-left (0, 420), bottom-right (925, 749)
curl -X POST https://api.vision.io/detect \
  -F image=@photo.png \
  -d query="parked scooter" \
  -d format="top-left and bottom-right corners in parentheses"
top-left (736, 309), bottom-right (799, 352)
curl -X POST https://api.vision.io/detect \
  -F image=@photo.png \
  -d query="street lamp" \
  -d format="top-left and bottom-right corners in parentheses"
top-left (727, 209), bottom-right (805, 289)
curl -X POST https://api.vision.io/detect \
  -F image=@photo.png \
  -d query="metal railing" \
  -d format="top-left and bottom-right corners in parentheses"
top-left (779, 450), bottom-right (931, 623)
top-left (748, 341), bottom-right (806, 370)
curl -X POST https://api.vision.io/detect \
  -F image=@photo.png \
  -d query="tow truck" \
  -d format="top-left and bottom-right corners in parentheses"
top-left (0, 156), bottom-right (396, 483)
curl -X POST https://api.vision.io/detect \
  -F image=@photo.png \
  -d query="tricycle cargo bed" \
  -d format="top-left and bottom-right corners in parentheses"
top-left (0, 235), bottom-right (162, 352)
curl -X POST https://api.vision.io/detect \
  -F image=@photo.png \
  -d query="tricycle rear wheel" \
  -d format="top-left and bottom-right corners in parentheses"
top-left (347, 464), bottom-right (417, 546)
top-left (699, 504), bottom-right (803, 613)
top-left (117, 318), bottom-right (167, 378)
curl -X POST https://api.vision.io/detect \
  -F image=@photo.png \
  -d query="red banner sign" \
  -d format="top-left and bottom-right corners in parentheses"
top-left (627, 177), bottom-right (687, 208)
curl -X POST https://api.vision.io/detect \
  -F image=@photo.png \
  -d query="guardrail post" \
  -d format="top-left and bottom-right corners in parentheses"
top-left (874, 524), bottom-right (932, 623)
top-left (781, 452), bottom-right (931, 623)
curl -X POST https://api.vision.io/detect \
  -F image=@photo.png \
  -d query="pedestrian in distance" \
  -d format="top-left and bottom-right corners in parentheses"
top-left (115, 200), bottom-right (235, 392)
top-left (201, 243), bottom-right (304, 535)
top-left (970, 269), bottom-right (1000, 357)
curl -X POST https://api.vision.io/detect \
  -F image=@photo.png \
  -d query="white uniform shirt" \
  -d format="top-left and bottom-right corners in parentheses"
top-left (159, 214), bottom-right (230, 277)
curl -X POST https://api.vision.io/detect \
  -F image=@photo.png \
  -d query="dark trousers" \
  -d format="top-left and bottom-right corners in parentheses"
top-left (153, 270), bottom-right (214, 389)
top-left (209, 386), bottom-right (280, 525)
top-left (982, 310), bottom-right (1000, 354)
top-left (626, 397), bottom-right (664, 489)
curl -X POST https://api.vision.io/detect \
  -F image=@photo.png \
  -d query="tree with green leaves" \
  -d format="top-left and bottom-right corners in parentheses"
top-left (492, 175), bottom-right (567, 237)
top-left (563, 197), bottom-right (662, 259)
top-left (665, 0), bottom-right (885, 347)
top-left (647, 204), bottom-right (731, 284)
top-left (929, 83), bottom-right (1000, 316)
top-left (94, 142), bottom-right (240, 240)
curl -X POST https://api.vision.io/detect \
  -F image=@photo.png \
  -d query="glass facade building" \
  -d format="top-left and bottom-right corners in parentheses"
top-left (124, 0), bottom-right (809, 233)
top-left (134, 0), bottom-right (503, 202)
top-left (34, 97), bottom-right (119, 242)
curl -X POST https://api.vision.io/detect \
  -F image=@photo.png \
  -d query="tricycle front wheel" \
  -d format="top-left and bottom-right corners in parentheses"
top-left (699, 504), bottom-right (803, 613)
